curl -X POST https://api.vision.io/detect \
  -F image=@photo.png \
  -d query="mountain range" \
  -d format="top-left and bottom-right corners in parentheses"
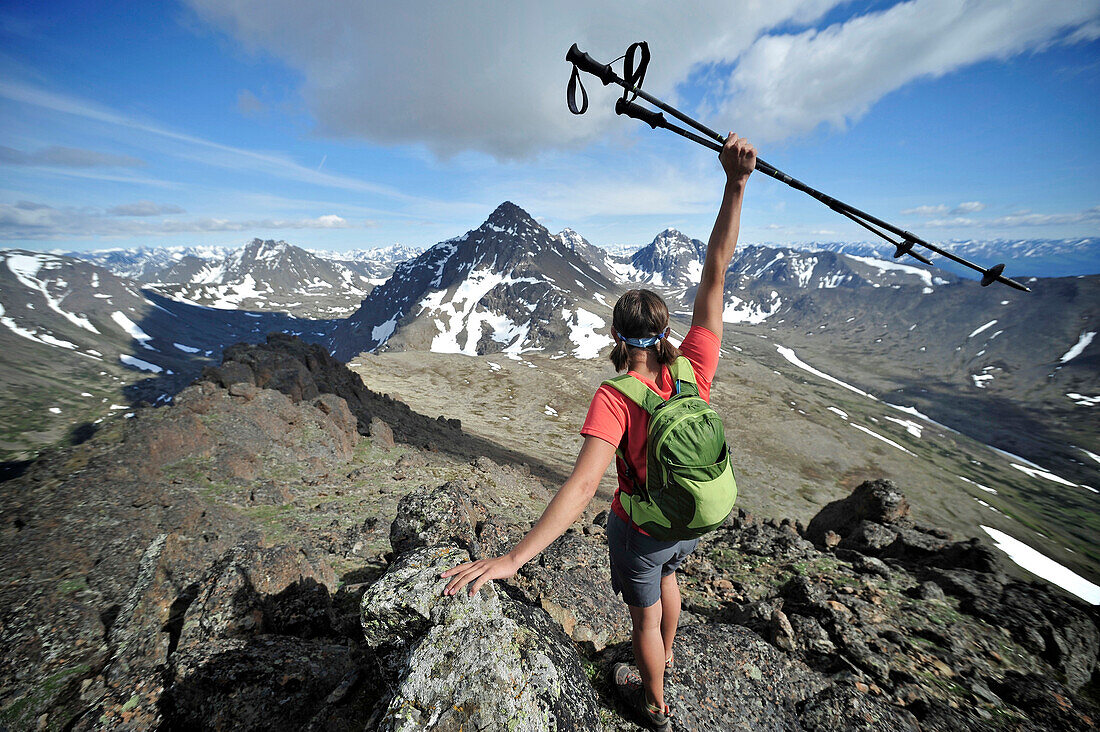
top-left (3, 205), bottom-right (1096, 563)
top-left (784, 237), bottom-right (1100, 280)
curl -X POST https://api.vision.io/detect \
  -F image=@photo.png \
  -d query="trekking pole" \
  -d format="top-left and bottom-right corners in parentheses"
top-left (566, 42), bottom-right (1030, 292)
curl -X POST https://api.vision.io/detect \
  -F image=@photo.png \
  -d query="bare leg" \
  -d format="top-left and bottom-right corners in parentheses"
top-left (659, 571), bottom-right (681, 665)
top-left (628, 602), bottom-right (666, 709)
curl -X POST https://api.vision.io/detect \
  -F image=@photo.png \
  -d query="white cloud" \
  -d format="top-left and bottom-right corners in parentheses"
top-left (108, 200), bottom-right (186, 216)
top-left (185, 0), bottom-right (841, 159)
top-left (903, 201), bottom-right (987, 217)
top-left (719, 0), bottom-right (1098, 143)
top-left (0, 200), bottom-right (358, 239)
top-left (901, 204), bottom-right (949, 216)
top-left (924, 205), bottom-right (1100, 228)
top-left (0, 145), bottom-right (143, 167)
top-left (183, 0), bottom-right (1097, 158)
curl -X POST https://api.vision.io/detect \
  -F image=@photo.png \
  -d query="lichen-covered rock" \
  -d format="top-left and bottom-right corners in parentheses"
top-left (361, 544), bottom-right (600, 731)
top-left (658, 623), bottom-right (828, 729)
top-left (360, 545), bottom-right (488, 666)
top-left (163, 635), bottom-right (360, 731)
top-left (989, 670), bottom-right (1100, 731)
top-left (513, 530), bottom-right (631, 652)
top-left (176, 543), bottom-right (338, 654)
top-left (963, 580), bottom-right (1099, 691)
top-left (387, 483), bottom-right (489, 558)
top-left (797, 682), bottom-right (920, 731)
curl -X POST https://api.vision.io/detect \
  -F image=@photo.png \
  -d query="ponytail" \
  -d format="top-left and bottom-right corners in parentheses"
top-left (655, 333), bottom-right (682, 366)
top-left (610, 338), bottom-right (630, 372)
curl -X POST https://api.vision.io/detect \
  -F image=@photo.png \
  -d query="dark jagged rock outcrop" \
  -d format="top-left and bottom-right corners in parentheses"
top-left (799, 479), bottom-right (1099, 697)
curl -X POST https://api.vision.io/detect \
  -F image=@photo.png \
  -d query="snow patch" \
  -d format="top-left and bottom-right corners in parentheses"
top-left (845, 254), bottom-right (934, 288)
top-left (1009, 463), bottom-right (1089, 490)
top-left (968, 320), bottom-right (998, 339)
top-left (565, 307), bottom-right (612, 359)
top-left (981, 526), bottom-right (1100, 605)
top-left (1059, 332), bottom-right (1095, 363)
top-left (851, 423), bottom-right (916, 455)
top-left (959, 476), bottom-right (996, 494)
top-left (372, 317), bottom-right (398, 346)
top-left (111, 311), bottom-right (154, 348)
top-left (776, 345), bottom-right (877, 400)
top-left (5, 253), bottom-right (100, 333)
top-left (723, 291), bottom-right (781, 324)
top-left (826, 406), bottom-right (848, 419)
top-left (119, 354), bottom-right (162, 373)
top-left (884, 416), bottom-right (923, 438)
top-left (173, 342), bottom-right (200, 353)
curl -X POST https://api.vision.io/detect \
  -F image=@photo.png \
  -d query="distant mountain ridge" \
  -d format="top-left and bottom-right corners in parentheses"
top-left (144, 238), bottom-right (373, 318)
top-left (780, 237), bottom-right (1100, 279)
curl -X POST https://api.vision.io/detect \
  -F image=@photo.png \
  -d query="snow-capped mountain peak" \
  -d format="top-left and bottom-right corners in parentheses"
top-left (330, 202), bottom-right (616, 360)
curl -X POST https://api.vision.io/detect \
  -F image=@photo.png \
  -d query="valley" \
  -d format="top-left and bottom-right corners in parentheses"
top-left (1, 202), bottom-right (1096, 593)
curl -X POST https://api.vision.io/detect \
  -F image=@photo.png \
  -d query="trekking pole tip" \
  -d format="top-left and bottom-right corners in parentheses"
top-left (980, 263), bottom-right (1005, 287)
top-left (980, 263), bottom-right (1029, 291)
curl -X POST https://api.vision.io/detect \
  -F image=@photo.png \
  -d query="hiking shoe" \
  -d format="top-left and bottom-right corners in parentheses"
top-left (612, 663), bottom-right (673, 731)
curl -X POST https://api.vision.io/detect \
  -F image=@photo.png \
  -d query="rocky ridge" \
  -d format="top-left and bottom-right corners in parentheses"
top-left (0, 335), bottom-right (1097, 730)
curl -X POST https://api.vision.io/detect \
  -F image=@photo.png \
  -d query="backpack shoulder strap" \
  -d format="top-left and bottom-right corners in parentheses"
top-left (601, 374), bottom-right (665, 414)
top-left (668, 356), bottom-right (700, 397)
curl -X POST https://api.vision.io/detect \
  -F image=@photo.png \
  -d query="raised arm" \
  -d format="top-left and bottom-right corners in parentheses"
top-left (441, 435), bottom-right (616, 596)
top-left (691, 133), bottom-right (757, 339)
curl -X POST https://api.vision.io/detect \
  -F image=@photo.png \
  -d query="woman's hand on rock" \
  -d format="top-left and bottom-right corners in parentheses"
top-left (440, 554), bottom-right (519, 597)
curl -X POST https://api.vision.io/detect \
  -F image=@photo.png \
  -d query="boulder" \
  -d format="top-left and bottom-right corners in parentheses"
top-left (963, 580), bottom-right (1099, 691)
top-left (369, 416), bottom-right (395, 448)
top-left (361, 545), bottom-right (600, 730)
top-left (388, 482), bottom-right (490, 558)
top-left (805, 479), bottom-right (910, 545)
top-left (160, 543), bottom-right (349, 730)
top-left (513, 531), bottom-right (631, 652)
top-left (989, 671), bottom-right (1100, 732)
top-left (163, 635), bottom-right (360, 731)
top-left (175, 543), bottom-right (338, 654)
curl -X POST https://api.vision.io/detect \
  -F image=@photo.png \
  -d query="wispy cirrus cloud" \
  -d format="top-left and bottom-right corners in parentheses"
top-left (902, 201), bottom-right (986, 216)
top-left (0, 199), bottom-right (360, 239)
top-left (107, 201), bottom-right (187, 216)
top-left (924, 205), bottom-right (1100, 228)
top-left (0, 79), bottom-right (416, 201)
top-left (0, 144), bottom-right (144, 168)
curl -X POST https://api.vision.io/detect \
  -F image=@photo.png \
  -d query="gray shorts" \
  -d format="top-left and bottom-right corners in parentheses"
top-left (607, 509), bottom-right (699, 608)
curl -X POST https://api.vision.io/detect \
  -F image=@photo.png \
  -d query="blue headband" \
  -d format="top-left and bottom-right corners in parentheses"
top-left (622, 332), bottom-right (666, 348)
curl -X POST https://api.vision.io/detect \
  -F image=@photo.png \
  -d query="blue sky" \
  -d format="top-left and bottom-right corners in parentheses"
top-left (1, 0), bottom-right (1098, 253)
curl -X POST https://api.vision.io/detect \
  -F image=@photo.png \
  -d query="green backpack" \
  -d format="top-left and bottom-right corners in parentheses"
top-left (603, 356), bottom-right (737, 541)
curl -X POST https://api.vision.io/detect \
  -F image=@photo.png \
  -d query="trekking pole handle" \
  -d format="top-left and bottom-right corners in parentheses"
top-left (616, 99), bottom-right (723, 151)
top-left (566, 44), bottom-right (617, 86)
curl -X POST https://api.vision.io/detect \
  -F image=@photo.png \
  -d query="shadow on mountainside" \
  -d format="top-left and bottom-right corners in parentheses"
top-left (194, 332), bottom-right (570, 486)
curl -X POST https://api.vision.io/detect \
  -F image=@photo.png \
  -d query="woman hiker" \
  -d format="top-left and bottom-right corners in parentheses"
top-left (442, 132), bottom-right (757, 728)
